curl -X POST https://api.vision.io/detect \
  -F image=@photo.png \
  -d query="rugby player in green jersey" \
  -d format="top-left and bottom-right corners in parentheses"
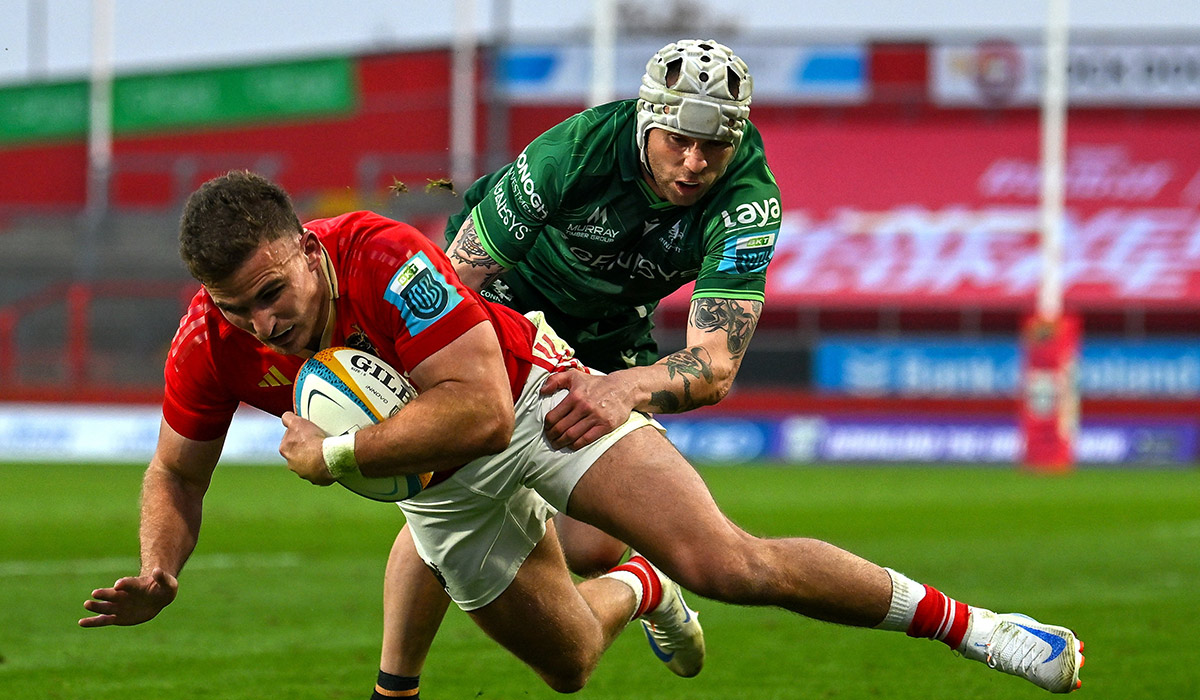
top-left (446, 39), bottom-right (778, 571)
top-left (372, 40), bottom-right (781, 698)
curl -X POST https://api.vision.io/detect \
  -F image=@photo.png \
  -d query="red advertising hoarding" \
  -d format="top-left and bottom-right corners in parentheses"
top-left (672, 113), bottom-right (1200, 310)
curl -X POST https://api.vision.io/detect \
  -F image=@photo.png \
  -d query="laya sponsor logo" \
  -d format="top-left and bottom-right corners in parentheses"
top-left (720, 197), bottom-right (781, 229)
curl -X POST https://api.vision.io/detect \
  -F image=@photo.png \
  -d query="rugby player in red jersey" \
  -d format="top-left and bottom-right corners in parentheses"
top-left (81, 171), bottom-right (1083, 697)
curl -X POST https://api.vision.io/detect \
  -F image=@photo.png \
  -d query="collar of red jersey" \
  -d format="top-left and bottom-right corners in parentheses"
top-left (315, 233), bottom-right (339, 352)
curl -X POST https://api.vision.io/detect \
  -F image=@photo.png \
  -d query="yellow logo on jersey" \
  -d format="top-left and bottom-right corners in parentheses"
top-left (258, 365), bottom-right (292, 388)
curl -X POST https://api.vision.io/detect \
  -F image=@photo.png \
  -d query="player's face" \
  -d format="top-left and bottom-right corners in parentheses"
top-left (642, 128), bottom-right (735, 206)
top-left (206, 231), bottom-right (329, 356)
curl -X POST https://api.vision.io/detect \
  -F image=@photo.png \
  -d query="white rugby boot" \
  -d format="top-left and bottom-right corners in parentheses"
top-left (958, 610), bottom-right (1084, 693)
top-left (631, 555), bottom-right (705, 678)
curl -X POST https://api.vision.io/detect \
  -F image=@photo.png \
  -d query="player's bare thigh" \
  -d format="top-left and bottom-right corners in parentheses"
top-left (563, 425), bottom-right (753, 585)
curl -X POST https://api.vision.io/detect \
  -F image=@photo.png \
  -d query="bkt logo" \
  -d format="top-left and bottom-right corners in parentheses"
top-left (719, 231), bottom-right (777, 275)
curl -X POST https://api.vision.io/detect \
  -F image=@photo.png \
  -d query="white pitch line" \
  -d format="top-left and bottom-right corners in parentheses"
top-left (0, 552), bottom-right (303, 578)
top-left (1150, 520), bottom-right (1200, 539)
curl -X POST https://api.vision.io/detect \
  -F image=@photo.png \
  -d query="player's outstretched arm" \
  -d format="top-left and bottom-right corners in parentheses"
top-left (540, 297), bottom-right (762, 450)
top-left (80, 419), bottom-right (221, 627)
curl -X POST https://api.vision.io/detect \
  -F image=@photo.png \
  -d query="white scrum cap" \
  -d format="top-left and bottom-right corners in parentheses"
top-left (635, 39), bottom-right (753, 171)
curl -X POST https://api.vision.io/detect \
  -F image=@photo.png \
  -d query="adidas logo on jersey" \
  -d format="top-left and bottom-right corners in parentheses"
top-left (258, 365), bottom-right (293, 388)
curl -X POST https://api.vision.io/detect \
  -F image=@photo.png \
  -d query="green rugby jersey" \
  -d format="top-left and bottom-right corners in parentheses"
top-left (448, 99), bottom-right (780, 318)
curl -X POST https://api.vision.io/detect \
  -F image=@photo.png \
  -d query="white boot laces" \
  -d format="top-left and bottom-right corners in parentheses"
top-left (987, 623), bottom-right (1046, 676)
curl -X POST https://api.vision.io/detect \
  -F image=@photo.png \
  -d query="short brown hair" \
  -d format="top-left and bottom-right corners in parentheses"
top-left (179, 171), bottom-right (303, 285)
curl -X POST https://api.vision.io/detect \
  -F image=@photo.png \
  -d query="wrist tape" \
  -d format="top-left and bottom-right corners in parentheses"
top-left (322, 431), bottom-right (359, 479)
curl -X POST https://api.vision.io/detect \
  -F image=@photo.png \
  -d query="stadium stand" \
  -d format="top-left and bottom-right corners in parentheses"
top-left (3, 38), bottom-right (1199, 463)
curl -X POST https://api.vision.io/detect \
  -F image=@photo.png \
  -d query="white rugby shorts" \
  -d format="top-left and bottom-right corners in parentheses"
top-left (396, 312), bottom-right (663, 611)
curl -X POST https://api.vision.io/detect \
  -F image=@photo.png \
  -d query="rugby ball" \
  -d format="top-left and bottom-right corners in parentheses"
top-left (293, 347), bottom-right (433, 502)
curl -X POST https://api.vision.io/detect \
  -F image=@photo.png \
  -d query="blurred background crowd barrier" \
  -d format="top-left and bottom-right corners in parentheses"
top-left (2, 1), bottom-right (1199, 465)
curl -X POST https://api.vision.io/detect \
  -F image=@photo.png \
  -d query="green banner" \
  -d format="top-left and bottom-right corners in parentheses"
top-left (0, 56), bottom-right (356, 145)
top-left (0, 81), bottom-right (89, 142)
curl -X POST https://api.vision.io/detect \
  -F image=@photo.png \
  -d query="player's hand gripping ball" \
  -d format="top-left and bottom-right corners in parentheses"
top-left (293, 347), bottom-right (432, 501)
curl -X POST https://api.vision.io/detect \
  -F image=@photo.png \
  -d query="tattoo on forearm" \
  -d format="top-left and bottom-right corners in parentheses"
top-left (648, 347), bottom-right (714, 413)
top-left (664, 347), bottom-right (714, 383)
top-left (648, 389), bottom-right (681, 413)
top-left (691, 298), bottom-right (763, 359)
top-left (448, 218), bottom-right (504, 273)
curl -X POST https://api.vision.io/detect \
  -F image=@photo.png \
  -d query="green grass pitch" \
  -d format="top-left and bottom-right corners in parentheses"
top-left (1, 461), bottom-right (1197, 699)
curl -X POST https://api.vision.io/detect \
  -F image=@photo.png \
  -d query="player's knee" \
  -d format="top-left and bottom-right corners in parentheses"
top-left (662, 536), bottom-right (766, 603)
top-left (563, 539), bottom-right (628, 578)
top-left (544, 674), bottom-right (588, 694)
top-left (531, 639), bottom-right (601, 693)
top-left (538, 660), bottom-right (594, 693)
top-left (680, 564), bottom-right (760, 603)
top-left (556, 516), bottom-right (628, 578)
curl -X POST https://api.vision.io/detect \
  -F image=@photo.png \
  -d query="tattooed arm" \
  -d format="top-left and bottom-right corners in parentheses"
top-left (446, 215), bottom-right (508, 291)
top-left (646, 297), bottom-right (762, 413)
top-left (540, 297), bottom-right (762, 449)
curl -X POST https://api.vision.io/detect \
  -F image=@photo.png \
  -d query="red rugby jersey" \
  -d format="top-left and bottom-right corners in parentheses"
top-left (163, 211), bottom-right (538, 442)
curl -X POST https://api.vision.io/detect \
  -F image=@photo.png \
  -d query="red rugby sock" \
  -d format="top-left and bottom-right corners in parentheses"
top-left (608, 555), bottom-right (664, 618)
top-left (906, 584), bottom-right (970, 649)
